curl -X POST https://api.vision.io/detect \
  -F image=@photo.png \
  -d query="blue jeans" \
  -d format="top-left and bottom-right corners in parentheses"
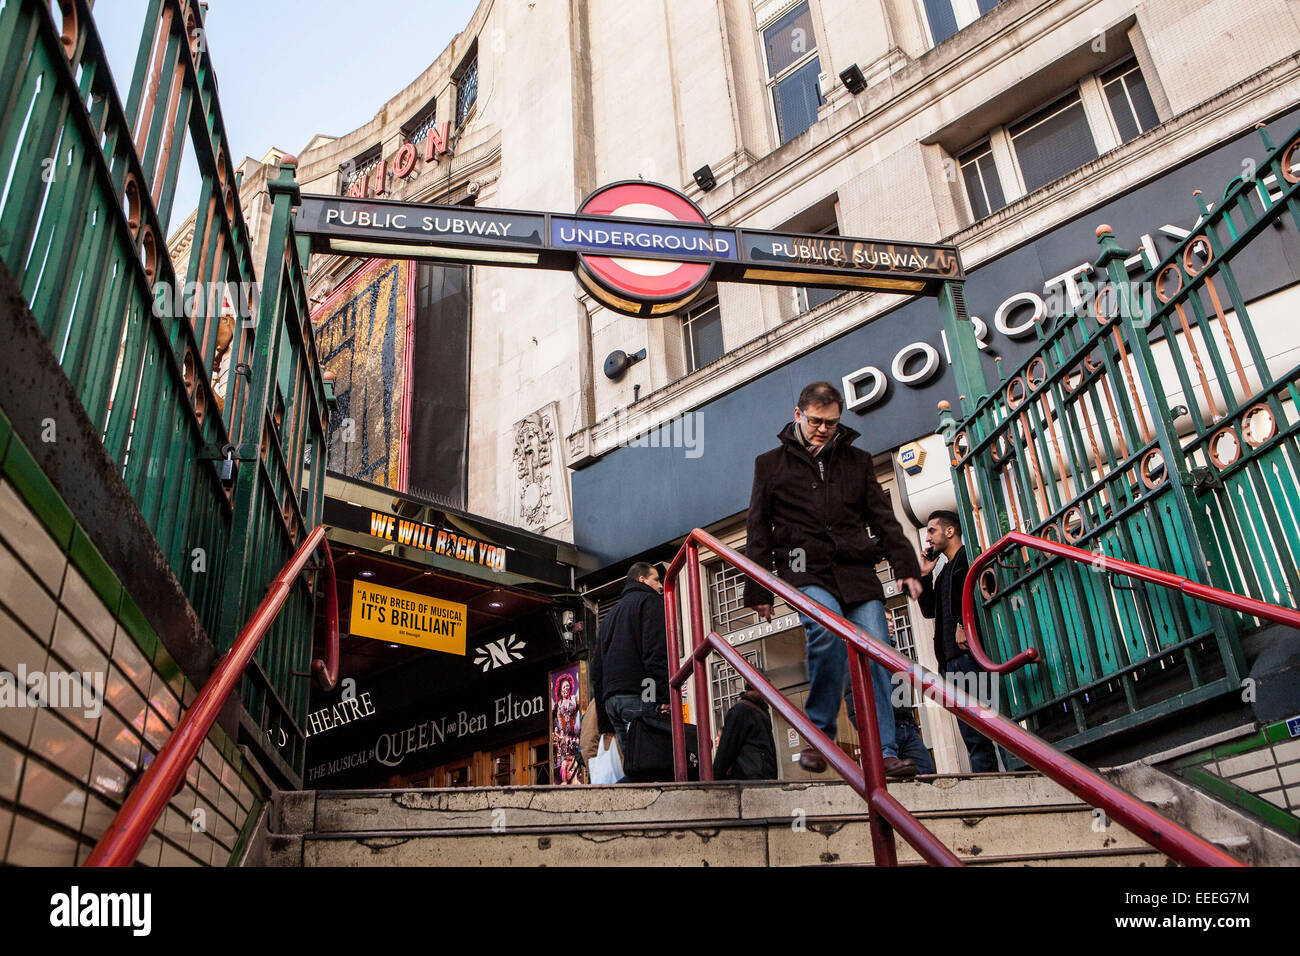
top-left (605, 694), bottom-right (656, 780)
top-left (895, 719), bottom-right (936, 774)
top-left (946, 652), bottom-right (1001, 773)
top-left (797, 586), bottom-right (897, 760)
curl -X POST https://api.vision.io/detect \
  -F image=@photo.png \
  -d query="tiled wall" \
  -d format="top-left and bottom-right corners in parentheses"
top-left (1167, 718), bottom-right (1300, 839)
top-left (0, 416), bottom-right (265, 866)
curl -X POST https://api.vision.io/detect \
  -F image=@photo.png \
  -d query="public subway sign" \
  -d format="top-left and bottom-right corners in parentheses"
top-left (349, 580), bottom-right (468, 654)
top-left (296, 180), bottom-right (963, 317)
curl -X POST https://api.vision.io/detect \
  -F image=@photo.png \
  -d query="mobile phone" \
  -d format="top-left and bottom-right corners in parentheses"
top-left (923, 546), bottom-right (938, 561)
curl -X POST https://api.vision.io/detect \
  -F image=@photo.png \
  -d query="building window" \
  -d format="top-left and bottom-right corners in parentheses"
top-left (682, 298), bottom-right (724, 374)
top-left (921, 0), bottom-right (1004, 48)
top-left (527, 740), bottom-right (550, 785)
top-left (339, 145), bottom-right (380, 196)
top-left (403, 99), bottom-right (438, 144)
top-left (710, 645), bottom-right (765, 732)
top-left (1009, 91), bottom-right (1098, 194)
top-left (1102, 61), bottom-right (1159, 144)
top-left (890, 603), bottom-right (917, 661)
top-left (710, 561), bottom-right (759, 633)
top-left (762, 2), bottom-right (824, 144)
top-left (959, 141), bottom-right (1006, 220)
top-left (957, 60), bottom-right (1163, 215)
top-left (455, 51), bottom-right (478, 127)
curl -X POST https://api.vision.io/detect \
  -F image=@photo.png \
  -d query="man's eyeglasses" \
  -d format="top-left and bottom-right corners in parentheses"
top-left (800, 411), bottom-right (839, 431)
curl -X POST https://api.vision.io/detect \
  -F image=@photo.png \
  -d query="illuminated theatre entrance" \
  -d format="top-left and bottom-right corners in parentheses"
top-left (305, 476), bottom-right (588, 789)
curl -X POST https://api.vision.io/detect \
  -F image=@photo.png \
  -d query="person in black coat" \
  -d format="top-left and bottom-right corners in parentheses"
top-left (712, 687), bottom-right (778, 780)
top-left (744, 381), bottom-right (924, 779)
top-left (918, 510), bottom-right (999, 772)
top-left (589, 562), bottom-right (670, 763)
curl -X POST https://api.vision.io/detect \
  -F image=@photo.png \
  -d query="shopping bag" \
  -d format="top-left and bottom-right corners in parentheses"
top-left (589, 733), bottom-right (624, 785)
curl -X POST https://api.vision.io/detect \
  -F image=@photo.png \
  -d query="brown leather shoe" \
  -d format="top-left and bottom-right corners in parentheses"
top-left (798, 747), bottom-right (828, 773)
top-left (883, 757), bottom-right (918, 779)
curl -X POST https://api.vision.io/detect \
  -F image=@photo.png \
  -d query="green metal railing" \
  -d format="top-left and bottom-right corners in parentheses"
top-left (940, 121), bottom-right (1300, 751)
top-left (0, 0), bottom-right (329, 779)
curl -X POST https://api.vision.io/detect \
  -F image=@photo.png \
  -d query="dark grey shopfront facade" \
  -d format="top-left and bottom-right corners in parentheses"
top-left (570, 107), bottom-right (1300, 573)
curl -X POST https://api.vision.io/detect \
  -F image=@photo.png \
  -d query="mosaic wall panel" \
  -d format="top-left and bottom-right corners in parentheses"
top-left (313, 259), bottom-right (413, 491)
top-left (0, 420), bottom-right (264, 865)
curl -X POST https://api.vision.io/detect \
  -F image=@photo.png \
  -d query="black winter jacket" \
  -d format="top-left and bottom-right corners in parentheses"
top-left (919, 546), bottom-right (970, 674)
top-left (712, 692), bottom-right (777, 780)
top-left (589, 581), bottom-right (670, 711)
top-left (744, 421), bottom-right (922, 608)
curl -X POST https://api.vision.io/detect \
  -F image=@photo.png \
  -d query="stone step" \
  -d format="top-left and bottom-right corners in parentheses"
top-left (282, 773), bottom-right (1088, 836)
top-left (270, 804), bottom-right (1160, 867)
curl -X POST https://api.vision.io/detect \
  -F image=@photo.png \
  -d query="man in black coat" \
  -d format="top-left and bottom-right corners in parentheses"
top-left (744, 381), bottom-right (924, 778)
top-left (589, 562), bottom-right (670, 765)
top-left (712, 687), bottom-right (777, 780)
top-left (918, 510), bottom-right (999, 772)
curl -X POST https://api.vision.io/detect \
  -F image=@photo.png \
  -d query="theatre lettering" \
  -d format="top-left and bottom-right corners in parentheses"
top-left (368, 510), bottom-right (507, 571)
top-left (344, 120), bottom-right (453, 198)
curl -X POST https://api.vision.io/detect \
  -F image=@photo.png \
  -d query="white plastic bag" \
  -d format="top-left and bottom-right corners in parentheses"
top-left (589, 733), bottom-right (624, 785)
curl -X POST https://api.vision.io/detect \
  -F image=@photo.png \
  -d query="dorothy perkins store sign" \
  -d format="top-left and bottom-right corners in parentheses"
top-left (297, 180), bottom-right (963, 317)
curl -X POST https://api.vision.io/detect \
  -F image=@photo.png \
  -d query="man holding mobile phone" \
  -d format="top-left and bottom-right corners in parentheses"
top-left (919, 511), bottom-right (999, 772)
top-left (744, 381), bottom-right (924, 778)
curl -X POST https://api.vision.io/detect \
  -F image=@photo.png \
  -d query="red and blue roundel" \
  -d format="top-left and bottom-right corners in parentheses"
top-left (572, 181), bottom-right (713, 317)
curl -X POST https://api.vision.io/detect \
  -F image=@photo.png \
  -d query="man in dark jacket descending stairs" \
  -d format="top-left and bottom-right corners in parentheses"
top-left (744, 381), bottom-right (924, 778)
top-left (590, 562), bottom-right (670, 768)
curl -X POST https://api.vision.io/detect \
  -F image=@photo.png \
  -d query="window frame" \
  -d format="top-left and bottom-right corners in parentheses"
top-left (917, 0), bottom-right (1002, 50)
top-left (1099, 58), bottom-right (1160, 146)
top-left (401, 98), bottom-right (438, 146)
top-left (955, 58), bottom-right (1161, 219)
top-left (338, 143), bottom-right (381, 196)
top-left (1007, 89), bottom-right (1099, 195)
top-left (681, 296), bottom-right (724, 375)
top-left (453, 44), bottom-right (479, 129)
top-left (709, 645), bottom-right (766, 733)
top-left (957, 139), bottom-right (1005, 222)
top-left (760, 1), bottom-right (825, 146)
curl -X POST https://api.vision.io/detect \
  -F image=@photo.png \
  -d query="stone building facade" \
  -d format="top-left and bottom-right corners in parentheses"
top-left (214, 0), bottom-right (1300, 774)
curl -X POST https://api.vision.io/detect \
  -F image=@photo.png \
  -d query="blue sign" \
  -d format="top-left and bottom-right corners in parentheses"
top-left (550, 216), bottom-right (738, 261)
top-left (1287, 716), bottom-right (1300, 738)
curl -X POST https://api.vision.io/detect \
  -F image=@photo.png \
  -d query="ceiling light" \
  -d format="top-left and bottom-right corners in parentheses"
top-left (359, 570), bottom-right (374, 578)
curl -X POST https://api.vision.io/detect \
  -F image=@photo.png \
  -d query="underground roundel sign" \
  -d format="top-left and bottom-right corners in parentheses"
top-left (571, 181), bottom-right (714, 317)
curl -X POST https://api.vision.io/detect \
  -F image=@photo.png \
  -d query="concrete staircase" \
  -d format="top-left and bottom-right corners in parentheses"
top-left (252, 768), bottom-right (1270, 866)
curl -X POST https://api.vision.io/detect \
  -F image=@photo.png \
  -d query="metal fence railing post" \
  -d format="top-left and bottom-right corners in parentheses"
top-left (848, 647), bottom-right (897, 866)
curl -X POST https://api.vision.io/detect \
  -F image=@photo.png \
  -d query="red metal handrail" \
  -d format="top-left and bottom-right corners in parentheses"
top-left (963, 530), bottom-right (1300, 675)
top-left (84, 525), bottom-right (339, 867)
top-left (665, 528), bottom-right (1243, 867)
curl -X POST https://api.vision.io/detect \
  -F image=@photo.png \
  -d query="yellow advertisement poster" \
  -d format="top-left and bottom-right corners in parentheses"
top-left (349, 580), bottom-right (467, 655)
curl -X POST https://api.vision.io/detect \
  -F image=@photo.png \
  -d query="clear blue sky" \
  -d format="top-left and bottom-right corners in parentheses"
top-left (97, 0), bottom-right (484, 232)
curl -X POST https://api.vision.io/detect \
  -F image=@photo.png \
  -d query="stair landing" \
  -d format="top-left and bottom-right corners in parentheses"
top-left (262, 773), bottom-right (1173, 867)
